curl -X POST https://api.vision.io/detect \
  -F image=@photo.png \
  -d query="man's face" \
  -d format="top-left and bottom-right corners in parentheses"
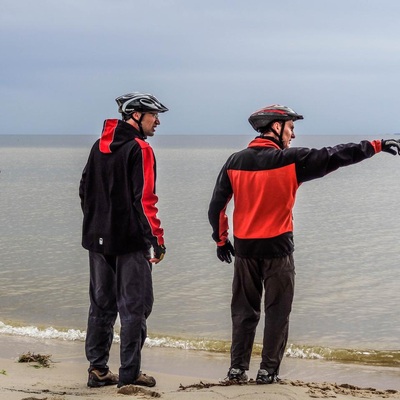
top-left (138, 113), bottom-right (160, 137)
top-left (281, 120), bottom-right (295, 148)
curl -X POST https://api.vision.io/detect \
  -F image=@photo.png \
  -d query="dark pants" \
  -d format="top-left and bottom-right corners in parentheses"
top-left (85, 250), bottom-right (153, 385)
top-left (230, 255), bottom-right (295, 375)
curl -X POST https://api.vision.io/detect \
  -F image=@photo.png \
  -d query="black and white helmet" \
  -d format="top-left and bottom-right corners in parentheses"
top-left (248, 104), bottom-right (303, 132)
top-left (115, 92), bottom-right (169, 119)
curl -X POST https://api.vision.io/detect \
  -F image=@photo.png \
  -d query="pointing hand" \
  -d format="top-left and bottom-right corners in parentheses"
top-left (381, 139), bottom-right (400, 155)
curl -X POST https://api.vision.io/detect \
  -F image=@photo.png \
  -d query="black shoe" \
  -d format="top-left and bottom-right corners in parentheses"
top-left (226, 368), bottom-right (248, 382)
top-left (87, 369), bottom-right (119, 387)
top-left (117, 372), bottom-right (156, 388)
top-left (256, 369), bottom-right (280, 384)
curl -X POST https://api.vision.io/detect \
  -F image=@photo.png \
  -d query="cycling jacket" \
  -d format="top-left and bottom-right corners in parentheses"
top-left (208, 136), bottom-right (382, 258)
top-left (80, 119), bottom-right (164, 255)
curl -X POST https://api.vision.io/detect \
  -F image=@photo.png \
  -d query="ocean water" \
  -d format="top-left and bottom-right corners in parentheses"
top-left (0, 134), bottom-right (399, 370)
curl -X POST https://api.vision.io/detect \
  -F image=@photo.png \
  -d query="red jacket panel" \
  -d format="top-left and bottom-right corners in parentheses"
top-left (208, 136), bottom-right (381, 258)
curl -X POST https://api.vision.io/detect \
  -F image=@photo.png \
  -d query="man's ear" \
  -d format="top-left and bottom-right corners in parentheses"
top-left (271, 120), bottom-right (282, 132)
top-left (132, 112), bottom-right (141, 121)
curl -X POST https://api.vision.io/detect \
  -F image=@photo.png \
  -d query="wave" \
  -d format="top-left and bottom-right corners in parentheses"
top-left (1, 321), bottom-right (399, 368)
top-left (0, 321), bottom-right (86, 341)
top-left (285, 344), bottom-right (400, 367)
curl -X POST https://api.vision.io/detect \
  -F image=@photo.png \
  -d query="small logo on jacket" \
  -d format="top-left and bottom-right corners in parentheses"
top-left (99, 238), bottom-right (103, 245)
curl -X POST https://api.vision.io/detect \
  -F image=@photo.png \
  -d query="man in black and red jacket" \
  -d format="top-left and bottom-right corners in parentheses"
top-left (80, 92), bottom-right (168, 389)
top-left (208, 104), bottom-right (400, 384)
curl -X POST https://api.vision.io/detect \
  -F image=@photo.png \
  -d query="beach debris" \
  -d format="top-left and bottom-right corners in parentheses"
top-left (289, 380), bottom-right (399, 398)
top-left (179, 378), bottom-right (259, 390)
top-left (21, 397), bottom-right (49, 400)
top-left (20, 396), bottom-right (64, 400)
top-left (18, 352), bottom-right (53, 368)
top-left (0, 369), bottom-right (6, 375)
top-left (117, 384), bottom-right (161, 397)
top-left (179, 379), bottom-right (400, 398)
top-left (179, 381), bottom-right (219, 390)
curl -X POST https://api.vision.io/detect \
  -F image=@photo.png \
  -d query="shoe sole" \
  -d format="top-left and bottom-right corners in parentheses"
top-left (118, 382), bottom-right (156, 388)
top-left (134, 382), bottom-right (156, 387)
top-left (88, 380), bottom-right (118, 387)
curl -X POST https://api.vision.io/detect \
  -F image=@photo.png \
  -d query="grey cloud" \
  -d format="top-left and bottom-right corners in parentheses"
top-left (1, 0), bottom-right (400, 135)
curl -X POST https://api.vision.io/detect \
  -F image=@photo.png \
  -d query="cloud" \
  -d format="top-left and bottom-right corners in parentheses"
top-left (1, 0), bottom-right (400, 135)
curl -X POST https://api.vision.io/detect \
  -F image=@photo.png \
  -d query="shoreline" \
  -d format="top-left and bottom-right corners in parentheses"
top-left (1, 334), bottom-right (399, 399)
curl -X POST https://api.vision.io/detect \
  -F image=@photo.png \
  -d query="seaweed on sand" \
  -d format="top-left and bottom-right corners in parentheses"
top-left (18, 352), bottom-right (53, 368)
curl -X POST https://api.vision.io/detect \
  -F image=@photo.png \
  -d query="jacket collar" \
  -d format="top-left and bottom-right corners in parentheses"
top-left (99, 119), bottom-right (145, 154)
top-left (248, 136), bottom-right (282, 150)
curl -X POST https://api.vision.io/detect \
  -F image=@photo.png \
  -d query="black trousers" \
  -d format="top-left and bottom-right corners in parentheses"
top-left (85, 250), bottom-right (153, 385)
top-left (230, 255), bottom-right (295, 375)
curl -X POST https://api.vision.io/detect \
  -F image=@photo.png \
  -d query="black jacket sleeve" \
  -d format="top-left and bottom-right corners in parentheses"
top-left (294, 140), bottom-right (379, 183)
top-left (208, 159), bottom-right (233, 245)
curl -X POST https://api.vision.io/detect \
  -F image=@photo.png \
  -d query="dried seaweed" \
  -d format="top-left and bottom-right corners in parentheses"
top-left (18, 352), bottom-right (53, 368)
top-left (179, 379), bottom-right (257, 390)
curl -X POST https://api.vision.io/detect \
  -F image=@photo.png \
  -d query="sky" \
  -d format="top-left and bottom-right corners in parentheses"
top-left (1, 0), bottom-right (400, 136)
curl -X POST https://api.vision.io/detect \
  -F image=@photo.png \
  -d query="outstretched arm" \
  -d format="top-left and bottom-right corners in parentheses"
top-left (295, 139), bottom-right (399, 183)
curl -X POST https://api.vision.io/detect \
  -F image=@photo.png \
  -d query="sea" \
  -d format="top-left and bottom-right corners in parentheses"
top-left (0, 134), bottom-right (399, 387)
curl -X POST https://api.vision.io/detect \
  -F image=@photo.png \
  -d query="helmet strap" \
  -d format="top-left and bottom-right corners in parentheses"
top-left (130, 113), bottom-right (146, 138)
top-left (268, 121), bottom-right (285, 147)
top-left (279, 121), bottom-right (285, 145)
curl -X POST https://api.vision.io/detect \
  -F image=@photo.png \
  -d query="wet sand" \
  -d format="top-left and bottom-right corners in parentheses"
top-left (1, 334), bottom-right (399, 399)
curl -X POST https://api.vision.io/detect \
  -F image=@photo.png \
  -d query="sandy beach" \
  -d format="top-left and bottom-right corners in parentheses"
top-left (1, 335), bottom-right (399, 400)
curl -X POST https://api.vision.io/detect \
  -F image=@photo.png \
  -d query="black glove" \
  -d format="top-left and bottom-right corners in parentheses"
top-left (381, 139), bottom-right (400, 155)
top-left (153, 244), bottom-right (166, 261)
top-left (217, 240), bottom-right (235, 263)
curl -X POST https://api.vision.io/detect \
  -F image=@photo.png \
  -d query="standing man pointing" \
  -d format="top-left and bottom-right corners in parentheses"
top-left (208, 104), bottom-right (400, 384)
top-left (80, 92), bottom-right (168, 388)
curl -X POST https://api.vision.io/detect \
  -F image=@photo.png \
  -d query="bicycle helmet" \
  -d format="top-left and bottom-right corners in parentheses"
top-left (248, 104), bottom-right (303, 132)
top-left (115, 92), bottom-right (169, 119)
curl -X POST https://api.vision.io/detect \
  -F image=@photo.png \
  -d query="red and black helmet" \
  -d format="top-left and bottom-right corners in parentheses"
top-left (248, 104), bottom-right (303, 132)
